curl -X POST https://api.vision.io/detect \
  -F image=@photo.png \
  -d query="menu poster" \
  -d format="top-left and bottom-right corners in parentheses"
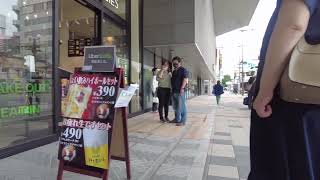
top-left (68, 38), bottom-right (92, 57)
top-left (115, 84), bottom-right (138, 108)
top-left (58, 72), bottom-right (119, 170)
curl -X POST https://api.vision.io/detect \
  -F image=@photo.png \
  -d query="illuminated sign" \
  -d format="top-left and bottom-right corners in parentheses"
top-left (0, 105), bottom-right (40, 119)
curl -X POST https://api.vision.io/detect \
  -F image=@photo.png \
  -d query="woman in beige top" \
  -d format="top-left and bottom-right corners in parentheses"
top-left (156, 60), bottom-right (172, 122)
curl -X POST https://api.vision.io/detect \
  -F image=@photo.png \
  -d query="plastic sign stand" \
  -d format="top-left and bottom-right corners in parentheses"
top-left (57, 68), bottom-right (131, 180)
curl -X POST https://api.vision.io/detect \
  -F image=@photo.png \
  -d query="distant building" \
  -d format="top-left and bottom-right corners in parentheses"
top-left (12, 0), bottom-right (52, 71)
top-left (0, 15), bottom-right (6, 52)
top-left (0, 14), bottom-right (5, 35)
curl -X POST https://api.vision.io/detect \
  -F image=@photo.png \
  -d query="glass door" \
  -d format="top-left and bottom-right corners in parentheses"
top-left (59, 0), bottom-right (97, 73)
top-left (102, 17), bottom-right (129, 85)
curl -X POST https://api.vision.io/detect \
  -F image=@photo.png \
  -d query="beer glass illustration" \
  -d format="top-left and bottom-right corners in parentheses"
top-left (83, 127), bottom-right (109, 169)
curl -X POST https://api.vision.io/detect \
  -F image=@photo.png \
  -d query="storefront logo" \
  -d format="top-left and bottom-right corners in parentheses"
top-left (105, 0), bottom-right (119, 9)
top-left (88, 53), bottom-right (113, 59)
top-left (0, 81), bottom-right (51, 94)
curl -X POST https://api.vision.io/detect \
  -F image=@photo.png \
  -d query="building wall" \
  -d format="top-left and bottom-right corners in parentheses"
top-left (194, 0), bottom-right (216, 77)
top-left (143, 0), bottom-right (195, 46)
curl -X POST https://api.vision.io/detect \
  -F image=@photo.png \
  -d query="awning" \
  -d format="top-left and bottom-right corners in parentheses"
top-left (213, 0), bottom-right (260, 35)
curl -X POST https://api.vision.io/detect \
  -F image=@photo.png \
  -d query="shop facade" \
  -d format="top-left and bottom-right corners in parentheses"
top-left (0, 0), bottom-right (204, 158)
top-left (0, 0), bottom-right (149, 158)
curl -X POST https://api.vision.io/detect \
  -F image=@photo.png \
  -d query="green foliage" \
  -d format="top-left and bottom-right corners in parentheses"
top-left (221, 75), bottom-right (231, 86)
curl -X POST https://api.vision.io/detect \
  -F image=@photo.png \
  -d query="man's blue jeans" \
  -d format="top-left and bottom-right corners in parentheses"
top-left (172, 92), bottom-right (187, 123)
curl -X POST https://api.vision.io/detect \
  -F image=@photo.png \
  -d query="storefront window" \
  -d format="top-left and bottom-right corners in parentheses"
top-left (0, 0), bottom-right (53, 149)
top-left (102, 18), bottom-right (129, 85)
top-left (143, 49), bottom-right (154, 109)
top-left (102, 0), bottom-right (126, 20)
top-left (59, 0), bottom-right (96, 73)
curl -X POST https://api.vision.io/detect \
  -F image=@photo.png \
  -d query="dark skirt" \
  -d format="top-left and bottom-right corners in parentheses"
top-left (248, 97), bottom-right (320, 180)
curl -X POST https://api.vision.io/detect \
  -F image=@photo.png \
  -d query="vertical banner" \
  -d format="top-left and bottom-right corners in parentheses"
top-left (59, 72), bottom-right (119, 170)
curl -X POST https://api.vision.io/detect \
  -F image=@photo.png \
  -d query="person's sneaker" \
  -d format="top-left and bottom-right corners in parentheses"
top-left (160, 118), bottom-right (165, 123)
top-left (176, 122), bottom-right (184, 126)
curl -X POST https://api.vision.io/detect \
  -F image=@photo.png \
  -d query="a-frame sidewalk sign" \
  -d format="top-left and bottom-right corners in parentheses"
top-left (57, 46), bottom-right (131, 180)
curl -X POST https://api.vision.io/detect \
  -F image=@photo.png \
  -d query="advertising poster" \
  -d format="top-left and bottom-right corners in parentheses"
top-left (59, 72), bottom-right (119, 170)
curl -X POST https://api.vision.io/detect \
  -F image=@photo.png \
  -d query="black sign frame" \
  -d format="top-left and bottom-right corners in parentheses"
top-left (83, 46), bottom-right (117, 72)
top-left (57, 68), bottom-right (131, 180)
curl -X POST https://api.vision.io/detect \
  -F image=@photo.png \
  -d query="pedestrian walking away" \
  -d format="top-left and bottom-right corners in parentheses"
top-left (213, 80), bottom-right (224, 105)
top-left (170, 56), bottom-right (189, 126)
top-left (249, 0), bottom-right (320, 179)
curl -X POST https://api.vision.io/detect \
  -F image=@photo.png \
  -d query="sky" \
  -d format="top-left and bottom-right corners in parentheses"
top-left (216, 0), bottom-right (277, 76)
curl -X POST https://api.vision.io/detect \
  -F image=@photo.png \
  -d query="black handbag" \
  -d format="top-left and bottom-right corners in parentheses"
top-left (243, 97), bottom-right (249, 105)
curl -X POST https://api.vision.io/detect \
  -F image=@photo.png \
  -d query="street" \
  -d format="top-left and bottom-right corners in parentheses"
top-left (0, 94), bottom-right (251, 180)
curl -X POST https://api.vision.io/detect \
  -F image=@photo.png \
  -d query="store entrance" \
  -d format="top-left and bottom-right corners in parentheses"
top-left (58, 0), bottom-right (99, 119)
top-left (59, 0), bottom-right (98, 73)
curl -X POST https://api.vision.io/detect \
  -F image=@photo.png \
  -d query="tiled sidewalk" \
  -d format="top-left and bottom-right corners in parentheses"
top-left (0, 94), bottom-right (251, 180)
top-left (204, 94), bottom-right (251, 180)
top-left (0, 96), bottom-right (214, 180)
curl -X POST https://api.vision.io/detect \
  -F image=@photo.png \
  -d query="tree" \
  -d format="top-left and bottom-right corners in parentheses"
top-left (221, 75), bottom-right (232, 87)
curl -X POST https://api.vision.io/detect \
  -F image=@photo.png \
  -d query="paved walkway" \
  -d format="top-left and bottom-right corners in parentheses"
top-left (204, 94), bottom-right (251, 180)
top-left (0, 94), bottom-right (251, 180)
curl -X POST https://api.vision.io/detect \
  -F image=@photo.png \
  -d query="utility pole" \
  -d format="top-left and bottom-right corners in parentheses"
top-left (239, 29), bottom-right (249, 96)
top-left (241, 44), bottom-right (244, 96)
top-left (238, 58), bottom-right (241, 94)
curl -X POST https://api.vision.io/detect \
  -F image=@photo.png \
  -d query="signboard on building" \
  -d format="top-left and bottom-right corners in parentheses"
top-left (104, 0), bottom-right (119, 8)
top-left (103, 0), bottom-right (126, 19)
top-left (83, 46), bottom-right (116, 73)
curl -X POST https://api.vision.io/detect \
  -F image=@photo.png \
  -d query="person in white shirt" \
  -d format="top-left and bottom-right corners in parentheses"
top-left (152, 68), bottom-right (159, 112)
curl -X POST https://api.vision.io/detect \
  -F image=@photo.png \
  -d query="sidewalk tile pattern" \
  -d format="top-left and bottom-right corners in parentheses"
top-left (205, 95), bottom-right (250, 180)
top-left (0, 95), bottom-right (251, 180)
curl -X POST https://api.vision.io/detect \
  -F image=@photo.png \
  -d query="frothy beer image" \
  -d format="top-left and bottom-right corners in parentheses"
top-left (83, 127), bottom-right (109, 169)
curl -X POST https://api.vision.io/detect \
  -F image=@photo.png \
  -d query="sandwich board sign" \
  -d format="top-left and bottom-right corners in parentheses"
top-left (57, 46), bottom-right (131, 180)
